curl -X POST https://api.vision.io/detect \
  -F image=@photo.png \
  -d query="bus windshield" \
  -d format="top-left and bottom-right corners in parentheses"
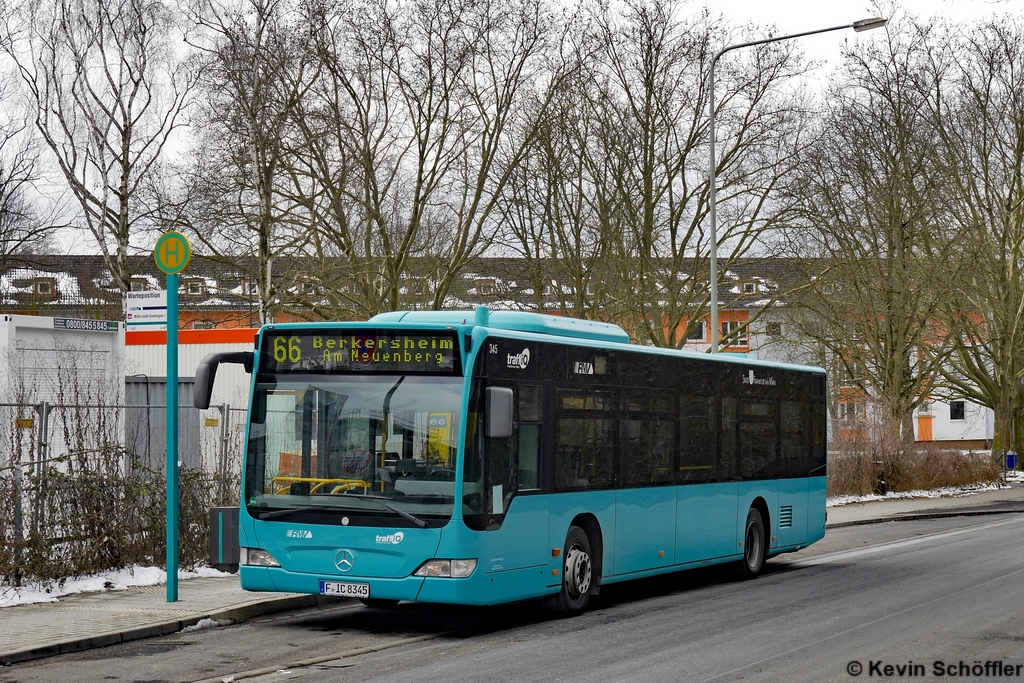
top-left (244, 375), bottom-right (463, 526)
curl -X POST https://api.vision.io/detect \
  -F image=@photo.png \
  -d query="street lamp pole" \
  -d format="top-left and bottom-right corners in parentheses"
top-left (707, 17), bottom-right (886, 353)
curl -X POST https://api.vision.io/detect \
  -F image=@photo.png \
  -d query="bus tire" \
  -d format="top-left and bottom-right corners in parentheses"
top-left (359, 598), bottom-right (400, 608)
top-left (739, 507), bottom-right (766, 579)
top-left (554, 526), bottom-right (594, 614)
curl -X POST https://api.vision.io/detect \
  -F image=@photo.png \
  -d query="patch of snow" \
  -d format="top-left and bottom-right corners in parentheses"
top-left (0, 565), bottom-right (233, 608)
top-left (1004, 469), bottom-right (1024, 483)
top-left (827, 482), bottom-right (1006, 507)
top-left (183, 617), bottom-right (234, 632)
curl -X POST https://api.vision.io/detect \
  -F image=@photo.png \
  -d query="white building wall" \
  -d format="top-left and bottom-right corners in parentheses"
top-left (0, 314), bottom-right (126, 472)
top-left (126, 332), bottom-right (256, 475)
top-left (921, 398), bottom-right (993, 444)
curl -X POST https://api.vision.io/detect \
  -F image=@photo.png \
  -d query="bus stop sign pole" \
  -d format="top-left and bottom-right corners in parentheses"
top-left (154, 231), bottom-right (191, 603)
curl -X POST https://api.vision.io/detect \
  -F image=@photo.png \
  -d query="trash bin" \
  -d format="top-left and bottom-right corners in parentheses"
top-left (209, 506), bottom-right (240, 573)
top-left (1007, 452), bottom-right (1018, 470)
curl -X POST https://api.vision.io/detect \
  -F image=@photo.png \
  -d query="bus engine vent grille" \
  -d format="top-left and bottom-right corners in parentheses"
top-left (812, 375), bottom-right (826, 398)
top-left (779, 505), bottom-right (793, 528)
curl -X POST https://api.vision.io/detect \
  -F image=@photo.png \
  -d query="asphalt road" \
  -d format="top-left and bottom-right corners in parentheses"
top-left (2, 514), bottom-right (1023, 683)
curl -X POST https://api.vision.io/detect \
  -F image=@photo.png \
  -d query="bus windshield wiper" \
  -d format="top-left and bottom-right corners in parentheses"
top-left (257, 499), bottom-right (428, 528)
top-left (357, 494), bottom-right (428, 528)
top-left (257, 504), bottom-right (335, 520)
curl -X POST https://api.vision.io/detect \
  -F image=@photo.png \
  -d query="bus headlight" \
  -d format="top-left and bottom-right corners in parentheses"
top-left (413, 558), bottom-right (477, 578)
top-left (241, 547), bottom-right (280, 567)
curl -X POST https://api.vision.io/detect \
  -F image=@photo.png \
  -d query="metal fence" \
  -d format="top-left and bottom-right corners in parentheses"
top-left (0, 401), bottom-right (247, 585)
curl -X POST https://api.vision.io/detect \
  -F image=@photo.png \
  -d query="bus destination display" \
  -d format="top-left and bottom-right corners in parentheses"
top-left (262, 330), bottom-right (459, 375)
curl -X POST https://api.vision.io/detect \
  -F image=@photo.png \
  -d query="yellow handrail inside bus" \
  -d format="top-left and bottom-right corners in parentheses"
top-left (272, 476), bottom-right (371, 495)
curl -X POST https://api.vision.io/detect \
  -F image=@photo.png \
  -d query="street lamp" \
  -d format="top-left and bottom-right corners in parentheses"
top-left (706, 17), bottom-right (887, 352)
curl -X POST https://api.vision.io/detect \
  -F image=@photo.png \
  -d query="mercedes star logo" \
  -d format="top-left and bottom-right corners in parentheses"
top-left (334, 549), bottom-right (355, 573)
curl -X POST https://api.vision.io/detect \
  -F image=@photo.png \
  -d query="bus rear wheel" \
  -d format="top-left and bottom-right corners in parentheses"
top-left (739, 507), bottom-right (766, 579)
top-left (554, 526), bottom-right (593, 614)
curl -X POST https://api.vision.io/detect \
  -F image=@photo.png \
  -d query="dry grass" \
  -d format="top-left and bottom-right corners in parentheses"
top-left (827, 425), bottom-right (1002, 497)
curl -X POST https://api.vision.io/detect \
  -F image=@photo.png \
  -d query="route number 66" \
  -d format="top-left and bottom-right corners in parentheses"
top-left (274, 336), bottom-right (302, 363)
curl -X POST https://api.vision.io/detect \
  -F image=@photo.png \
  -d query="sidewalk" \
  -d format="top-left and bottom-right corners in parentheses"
top-left (3, 485), bottom-right (1024, 666)
top-left (0, 577), bottom-right (343, 665)
top-left (826, 482), bottom-right (1024, 527)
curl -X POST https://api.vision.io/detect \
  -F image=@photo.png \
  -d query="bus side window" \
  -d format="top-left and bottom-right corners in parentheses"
top-left (679, 394), bottom-right (715, 482)
top-left (720, 397), bottom-right (738, 481)
top-left (518, 384), bottom-right (542, 490)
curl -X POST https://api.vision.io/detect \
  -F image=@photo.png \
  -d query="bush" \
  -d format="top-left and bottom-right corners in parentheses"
top-left (828, 427), bottom-right (1002, 497)
top-left (0, 459), bottom-right (237, 586)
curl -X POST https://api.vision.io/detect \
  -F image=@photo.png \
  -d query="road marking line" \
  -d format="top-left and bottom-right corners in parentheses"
top-left (786, 515), bottom-right (1023, 568)
top-left (192, 632), bottom-right (450, 683)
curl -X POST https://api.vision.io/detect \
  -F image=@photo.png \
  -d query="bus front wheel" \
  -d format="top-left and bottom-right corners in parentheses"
top-left (554, 526), bottom-right (593, 614)
top-left (740, 508), bottom-right (766, 579)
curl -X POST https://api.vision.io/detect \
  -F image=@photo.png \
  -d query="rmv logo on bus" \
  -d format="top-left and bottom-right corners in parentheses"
top-left (507, 348), bottom-right (530, 370)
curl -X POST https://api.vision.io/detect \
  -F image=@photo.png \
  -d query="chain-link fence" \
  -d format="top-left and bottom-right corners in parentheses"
top-left (0, 401), bottom-right (246, 586)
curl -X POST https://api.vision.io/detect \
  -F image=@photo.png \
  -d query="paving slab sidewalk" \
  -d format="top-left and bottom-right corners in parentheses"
top-left (826, 482), bottom-right (1024, 527)
top-left (3, 484), bottom-right (1023, 666)
top-left (0, 577), bottom-right (345, 665)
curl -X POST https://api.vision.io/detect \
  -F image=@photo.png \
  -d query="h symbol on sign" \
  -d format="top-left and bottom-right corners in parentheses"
top-left (164, 241), bottom-right (180, 267)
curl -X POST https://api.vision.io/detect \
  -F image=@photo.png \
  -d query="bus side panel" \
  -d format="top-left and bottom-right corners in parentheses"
top-left (776, 478), bottom-right (808, 548)
top-left (614, 487), bottom-right (675, 574)
top-left (476, 494), bottom-right (550, 574)
top-left (737, 480), bottom-right (778, 550)
top-left (676, 482), bottom-right (738, 564)
top-left (806, 476), bottom-right (827, 543)
top-left (547, 490), bottom-right (616, 586)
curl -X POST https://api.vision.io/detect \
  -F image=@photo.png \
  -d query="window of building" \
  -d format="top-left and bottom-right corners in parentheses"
top-left (302, 282), bottom-right (317, 294)
top-left (687, 321), bottom-right (705, 342)
top-left (246, 281), bottom-right (258, 295)
top-left (186, 281), bottom-right (204, 296)
top-left (192, 320), bottom-right (216, 330)
top-left (474, 278), bottom-right (496, 297)
top-left (765, 322), bottom-right (782, 337)
top-left (721, 321), bottom-right (748, 347)
top-left (409, 278), bottom-right (427, 296)
top-left (743, 282), bottom-right (757, 294)
top-left (541, 284), bottom-right (553, 296)
top-left (130, 279), bottom-right (148, 292)
top-left (950, 400), bottom-right (966, 421)
top-left (585, 282), bottom-right (595, 296)
top-left (839, 402), bottom-right (862, 421)
top-left (35, 279), bottom-right (54, 296)
top-left (919, 402), bottom-right (931, 416)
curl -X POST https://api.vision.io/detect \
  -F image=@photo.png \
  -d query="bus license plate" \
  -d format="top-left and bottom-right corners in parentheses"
top-left (319, 581), bottom-right (370, 598)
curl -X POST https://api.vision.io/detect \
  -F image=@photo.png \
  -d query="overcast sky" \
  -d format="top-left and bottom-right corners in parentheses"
top-left (704, 0), bottom-right (1024, 86)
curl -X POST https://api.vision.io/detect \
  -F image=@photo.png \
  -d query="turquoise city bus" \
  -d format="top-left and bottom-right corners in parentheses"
top-left (195, 306), bottom-right (827, 614)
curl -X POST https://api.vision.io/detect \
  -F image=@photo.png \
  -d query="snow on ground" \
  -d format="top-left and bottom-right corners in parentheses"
top-left (1005, 469), bottom-right (1024, 484)
top-left (827, 481), bottom-right (1010, 508)
top-left (0, 565), bottom-right (233, 608)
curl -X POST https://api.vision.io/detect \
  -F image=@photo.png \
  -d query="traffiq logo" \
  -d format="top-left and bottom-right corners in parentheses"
top-left (375, 532), bottom-right (405, 545)
top-left (507, 348), bottom-right (530, 369)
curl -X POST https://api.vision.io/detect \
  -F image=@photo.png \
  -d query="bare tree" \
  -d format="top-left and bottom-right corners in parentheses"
top-left (0, 79), bottom-right (55, 275)
top-left (0, 0), bottom-right (196, 304)
top-left (185, 0), bottom-right (321, 324)
top-left (784, 17), bottom-right (958, 442)
top-left (497, 0), bottom-right (811, 346)
top-left (930, 18), bottom-right (1024, 455)
top-left (275, 0), bottom-right (570, 318)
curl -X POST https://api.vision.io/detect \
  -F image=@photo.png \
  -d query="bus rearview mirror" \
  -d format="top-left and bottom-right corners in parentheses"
top-left (194, 352), bottom-right (254, 409)
top-left (486, 386), bottom-right (514, 439)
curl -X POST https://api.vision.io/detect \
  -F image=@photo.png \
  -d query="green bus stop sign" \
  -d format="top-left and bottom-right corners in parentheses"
top-left (154, 231), bottom-right (191, 275)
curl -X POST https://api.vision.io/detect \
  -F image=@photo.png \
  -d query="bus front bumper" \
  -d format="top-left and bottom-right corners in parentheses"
top-left (240, 564), bottom-right (554, 606)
